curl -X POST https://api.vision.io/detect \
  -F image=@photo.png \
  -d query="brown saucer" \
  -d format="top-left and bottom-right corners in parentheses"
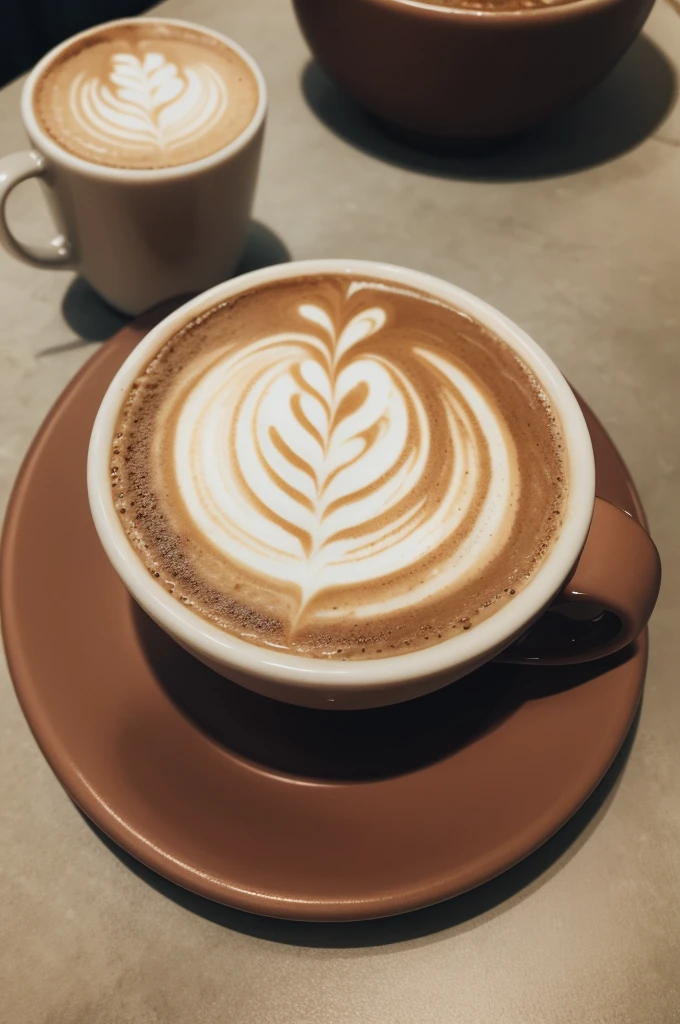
top-left (0, 322), bottom-right (648, 922)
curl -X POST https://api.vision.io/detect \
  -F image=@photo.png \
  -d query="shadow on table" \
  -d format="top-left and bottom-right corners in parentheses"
top-left (83, 606), bottom-right (642, 947)
top-left (301, 34), bottom-right (677, 181)
top-left (52, 220), bottom-right (290, 348)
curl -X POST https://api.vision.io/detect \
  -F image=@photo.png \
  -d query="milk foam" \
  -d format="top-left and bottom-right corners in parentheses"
top-left (33, 23), bottom-right (259, 169)
top-left (174, 299), bottom-right (516, 620)
top-left (70, 51), bottom-right (228, 156)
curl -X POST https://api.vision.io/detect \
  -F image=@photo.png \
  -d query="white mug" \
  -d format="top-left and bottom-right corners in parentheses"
top-left (0, 18), bottom-right (267, 315)
top-left (88, 260), bottom-right (660, 709)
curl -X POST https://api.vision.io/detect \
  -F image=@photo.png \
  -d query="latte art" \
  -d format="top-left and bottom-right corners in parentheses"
top-left (112, 275), bottom-right (567, 658)
top-left (70, 51), bottom-right (228, 157)
top-left (34, 22), bottom-right (260, 169)
top-left (176, 300), bottom-right (514, 618)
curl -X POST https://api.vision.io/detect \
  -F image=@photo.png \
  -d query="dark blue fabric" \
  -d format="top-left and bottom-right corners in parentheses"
top-left (0, 0), bottom-right (150, 87)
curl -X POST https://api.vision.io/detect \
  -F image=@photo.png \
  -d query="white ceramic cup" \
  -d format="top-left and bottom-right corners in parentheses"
top-left (88, 260), bottom-right (660, 709)
top-left (0, 18), bottom-right (267, 315)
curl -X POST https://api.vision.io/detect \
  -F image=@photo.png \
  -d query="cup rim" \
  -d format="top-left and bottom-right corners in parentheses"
top-left (368, 0), bottom-right (625, 19)
top-left (88, 259), bottom-right (595, 693)
top-left (21, 17), bottom-right (268, 183)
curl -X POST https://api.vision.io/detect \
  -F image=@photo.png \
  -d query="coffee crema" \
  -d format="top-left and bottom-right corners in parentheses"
top-left (112, 275), bottom-right (567, 659)
top-left (409, 0), bottom-right (580, 9)
top-left (33, 22), bottom-right (259, 169)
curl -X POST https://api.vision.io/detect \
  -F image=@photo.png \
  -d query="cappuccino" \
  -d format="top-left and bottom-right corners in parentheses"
top-left (112, 274), bottom-right (568, 659)
top-left (33, 21), bottom-right (260, 170)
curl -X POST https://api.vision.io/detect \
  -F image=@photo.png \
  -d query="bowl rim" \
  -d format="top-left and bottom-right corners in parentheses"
top-left (87, 258), bottom-right (595, 694)
top-left (360, 0), bottom-right (630, 21)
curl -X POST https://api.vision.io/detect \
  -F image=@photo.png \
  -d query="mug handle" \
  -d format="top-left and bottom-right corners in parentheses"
top-left (0, 151), bottom-right (74, 268)
top-left (500, 497), bottom-right (661, 665)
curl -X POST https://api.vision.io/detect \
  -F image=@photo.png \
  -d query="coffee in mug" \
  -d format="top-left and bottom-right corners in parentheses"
top-left (111, 272), bottom-right (567, 659)
top-left (32, 21), bottom-right (260, 170)
top-left (0, 18), bottom-right (267, 315)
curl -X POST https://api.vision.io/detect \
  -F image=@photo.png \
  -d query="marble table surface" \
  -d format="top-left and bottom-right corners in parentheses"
top-left (1, 1), bottom-right (679, 1021)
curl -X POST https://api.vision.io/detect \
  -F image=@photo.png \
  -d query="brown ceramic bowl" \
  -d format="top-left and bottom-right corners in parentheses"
top-left (292, 0), bottom-right (655, 140)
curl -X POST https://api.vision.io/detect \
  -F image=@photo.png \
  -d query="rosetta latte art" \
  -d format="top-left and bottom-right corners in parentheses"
top-left (70, 51), bottom-right (228, 156)
top-left (175, 298), bottom-right (514, 618)
top-left (33, 23), bottom-right (259, 168)
top-left (113, 275), bottom-right (567, 658)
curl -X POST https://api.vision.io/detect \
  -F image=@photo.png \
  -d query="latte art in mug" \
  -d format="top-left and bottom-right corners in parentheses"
top-left (33, 22), bottom-right (259, 169)
top-left (70, 51), bottom-right (228, 157)
top-left (113, 275), bottom-right (568, 658)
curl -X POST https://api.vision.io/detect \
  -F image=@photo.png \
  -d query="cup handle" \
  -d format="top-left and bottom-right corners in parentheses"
top-left (0, 151), bottom-right (73, 268)
top-left (500, 496), bottom-right (661, 665)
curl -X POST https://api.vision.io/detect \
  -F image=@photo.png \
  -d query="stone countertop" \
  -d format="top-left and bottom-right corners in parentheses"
top-left (1, 1), bottom-right (679, 1022)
